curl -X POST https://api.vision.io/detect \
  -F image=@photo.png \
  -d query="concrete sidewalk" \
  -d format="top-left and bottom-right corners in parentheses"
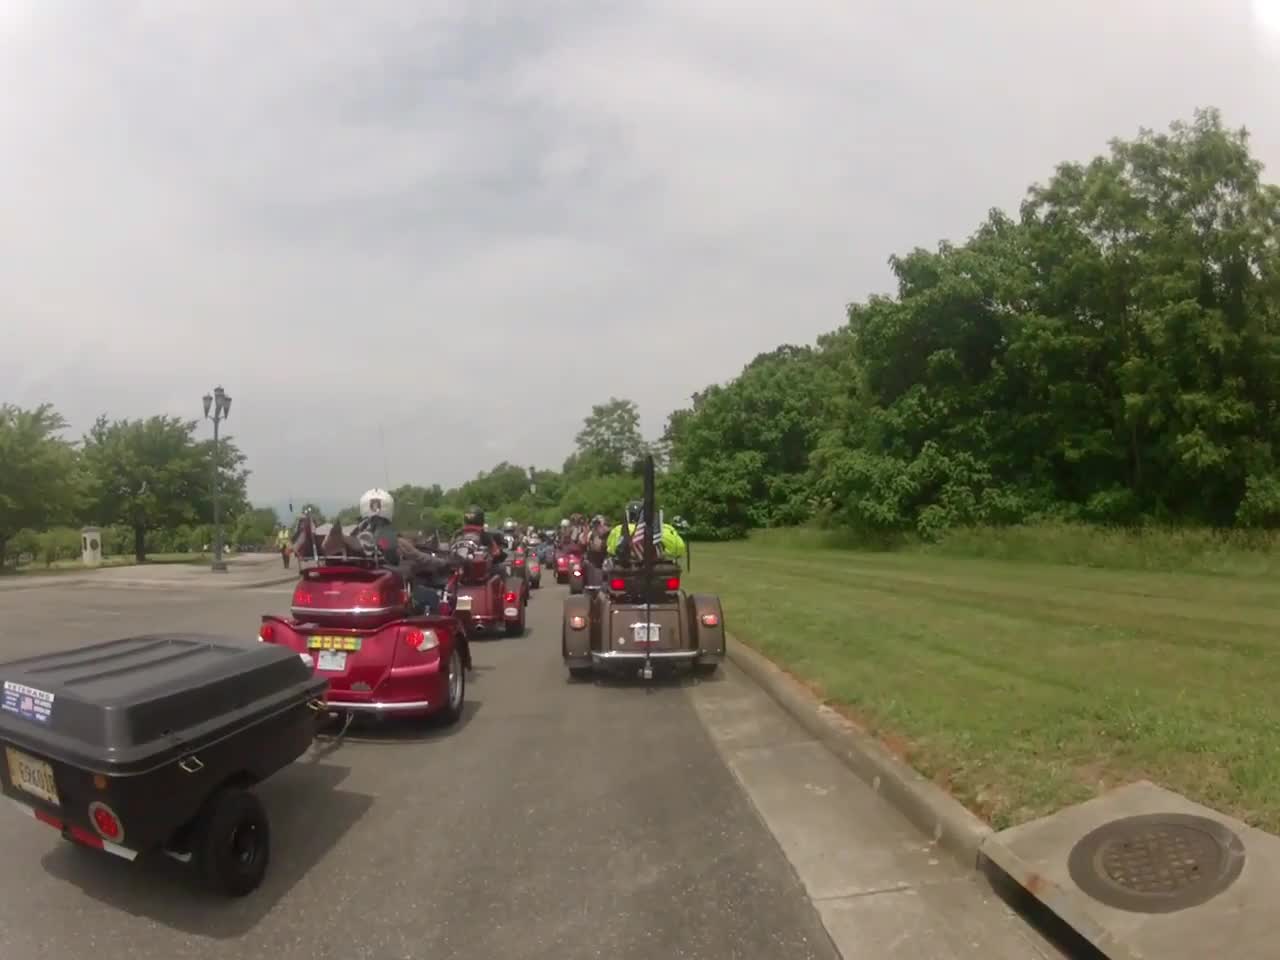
top-left (0, 554), bottom-right (298, 592)
top-left (690, 661), bottom-right (1068, 959)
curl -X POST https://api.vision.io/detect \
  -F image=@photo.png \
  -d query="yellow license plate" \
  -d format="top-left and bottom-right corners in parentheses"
top-left (6, 747), bottom-right (59, 806)
top-left (307, 635), bottom-right (361, 651)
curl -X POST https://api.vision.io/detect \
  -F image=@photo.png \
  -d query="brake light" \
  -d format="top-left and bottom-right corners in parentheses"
top-left (403, 628), bottom-right (440, 652)
top-left (609, 578), bottom-right (625, 591)
top-left (700, 612), bottom-right (719, 627)
top-left (293, 586), bottom-right (314, 607)
top-left (89, 801), bottom-right (123, 842)
top-left (259, 623), bottom-right (275, 642)
top-left (504, 591), bottom-right (517, 604)
top-left (569, 615), bottom-right (587, 629)
top-left (356, 589), bottom-right (379, 607)
top-left (514, 558), bottom-right (524, 566)
top-left (666, 577), bottom-right (680, 591)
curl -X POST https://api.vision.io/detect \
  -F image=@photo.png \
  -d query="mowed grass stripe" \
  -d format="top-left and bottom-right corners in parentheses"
top-left (688, 540), bottom-right (1280, 831)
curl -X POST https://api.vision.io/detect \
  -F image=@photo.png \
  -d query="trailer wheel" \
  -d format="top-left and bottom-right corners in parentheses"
top-left (196, 787), bottom-right (271, 897)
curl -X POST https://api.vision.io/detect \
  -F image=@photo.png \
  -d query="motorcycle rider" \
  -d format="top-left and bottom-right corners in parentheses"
top-left (607, 500), bottom-right (687, 563)
top-left (345, 489), bottom-right (459, 619)
top-left (455, 505), bottom-right (504, 562)
top-left (500, 518), bottom-right (520, 552)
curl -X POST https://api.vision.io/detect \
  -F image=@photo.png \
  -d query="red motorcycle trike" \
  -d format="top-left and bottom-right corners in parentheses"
top-left (259, 553), bottom-right (469, 724)
top-left (451, 536), bottom-right (528, 637)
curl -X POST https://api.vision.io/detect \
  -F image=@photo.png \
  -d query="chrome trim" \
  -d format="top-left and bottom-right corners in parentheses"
top-left (292, 605), bottom-right (398, 617)
top-left (591, 650), bottom-right (701, 662)
top-left (326, 699), bottom-right (431, 714)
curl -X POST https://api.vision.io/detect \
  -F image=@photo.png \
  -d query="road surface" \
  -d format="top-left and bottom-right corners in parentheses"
top-left (0, 576), bottom-right (1069, 960)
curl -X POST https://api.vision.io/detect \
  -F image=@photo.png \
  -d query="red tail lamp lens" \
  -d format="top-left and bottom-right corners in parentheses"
top-left (700, 612), bottom-right (720, 627)
top-left (404, 628), bottom-right (439, 652)
top-left (293, 587), bottom-right (313, 606)
top-left (514, 558), bottom-right (524, 566)
top-left (569, 615), bottom-right (587, 630)
top-left (609, 578), bottom-right (625, 591)
top-left (504, 591), bottom-right (517, 604)
top-left (89, 802), bottom-right (122, 841)
top-left (259, 623), bottom-right (275, 642)
top-left (665, 577), bottom-right (680, 590)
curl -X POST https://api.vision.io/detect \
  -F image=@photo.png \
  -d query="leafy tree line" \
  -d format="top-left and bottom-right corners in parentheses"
top-left (419, 110), bottom-right (1280, 543)
top-left (0, 404), bottom-right (261, 567)
top-left (662, 109), bottom-right (1280, 539)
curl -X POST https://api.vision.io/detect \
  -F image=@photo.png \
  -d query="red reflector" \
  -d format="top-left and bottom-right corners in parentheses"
top-left (293, 588), bottom-right (313, 606)
top-left (91, 803), bottom-right (122, 840)
top-left (701, 612), bottom-right (719, 627)
top-left (404, 628), bottom-right (425, 649)
top-left (504, 591), bottom-right (517, 604)
top-left (34, 808), bottom-right (62, 830)
top-left (609, 578), bottom-right (625, 591)
top-left (259, 623), bottom-right (276, 642)
top-left (666, 577), bottom-right (680, 590)
top-left (356, 589), bottom-right (379, 607)
top-left (68, 824), bottom-right (103, 849)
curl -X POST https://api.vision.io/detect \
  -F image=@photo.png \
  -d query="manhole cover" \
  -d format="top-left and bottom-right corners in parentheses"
top-left (1067, 813), bottom-right (1246, 914)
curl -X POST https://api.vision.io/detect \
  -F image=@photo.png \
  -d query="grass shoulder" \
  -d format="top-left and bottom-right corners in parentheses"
top-left (687, 523), bottom-right (1280, 833)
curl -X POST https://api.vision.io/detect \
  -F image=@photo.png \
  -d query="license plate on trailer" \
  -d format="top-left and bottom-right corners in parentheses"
top-left (631, 622), bottom-right (661, 645)
top-left (457, 596), bottom-right (472, 611)
top-left (316, 650), bottom-right (348, 672)
top-left (5, 746), bottom-right (59, 806)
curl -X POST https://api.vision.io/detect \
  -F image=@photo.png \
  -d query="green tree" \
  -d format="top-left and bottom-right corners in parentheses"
top-left (81, 415), bottom-right (248, 562)
top-left (0, 404), bottom-right (81, 568)
top-left (571, 398), bottom-right (648, 476)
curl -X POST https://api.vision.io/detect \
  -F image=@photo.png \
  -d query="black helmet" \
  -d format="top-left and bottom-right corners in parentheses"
top-left (625, 500), bottom-right (643, 525)
top-left (464, 505), bottom-right (485, 527)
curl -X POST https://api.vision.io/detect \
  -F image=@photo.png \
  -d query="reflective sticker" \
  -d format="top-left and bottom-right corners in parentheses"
top-left (2, 681), bottom-right (54, 724)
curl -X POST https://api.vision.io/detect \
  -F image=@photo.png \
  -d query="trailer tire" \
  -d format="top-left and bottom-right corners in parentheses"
top-left (196, 787), bottom-right (271, 897)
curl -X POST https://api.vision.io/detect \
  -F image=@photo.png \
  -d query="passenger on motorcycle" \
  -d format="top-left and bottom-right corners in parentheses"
top-left (607, 500), bottom-right (687, 563)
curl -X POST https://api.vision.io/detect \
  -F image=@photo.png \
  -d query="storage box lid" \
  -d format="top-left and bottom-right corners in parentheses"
top-left (0, 634), bottom-right (322, 772)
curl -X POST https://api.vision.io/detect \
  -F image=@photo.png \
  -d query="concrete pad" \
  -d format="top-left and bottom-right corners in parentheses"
top-left (992, 780), bottom-right (1279, 960)
top-left (691, 662), bottom-right (1064, 959)
top-left (816, 878), bottom-right (1055, 960)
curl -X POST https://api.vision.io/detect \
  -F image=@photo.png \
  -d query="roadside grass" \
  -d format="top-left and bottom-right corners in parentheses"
top-left (687, 532), bottom-right (1280, 832)
top-left (0, 553), bottom-right (211, 576)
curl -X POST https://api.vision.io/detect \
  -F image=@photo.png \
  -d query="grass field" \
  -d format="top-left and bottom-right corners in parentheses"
top-left (0, 553), bottom-right (211, 576)
top-left (687, 529), bottom-right (1280, 832)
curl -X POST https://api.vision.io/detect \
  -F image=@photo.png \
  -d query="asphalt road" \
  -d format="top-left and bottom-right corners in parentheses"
top-left (0, 580), bottom-right (839, 960)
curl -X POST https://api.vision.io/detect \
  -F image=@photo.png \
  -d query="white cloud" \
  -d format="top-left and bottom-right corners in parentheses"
top-left (1, 0), bottom-right (1277, 503)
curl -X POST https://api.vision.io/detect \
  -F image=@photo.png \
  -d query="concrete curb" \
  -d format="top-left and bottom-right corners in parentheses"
top-left (977, 834), bottom-right (1141, 960)
top-left (727, 634), bottom-right (1140, 958)
top-left (726, 634), bottom-right (993, 869)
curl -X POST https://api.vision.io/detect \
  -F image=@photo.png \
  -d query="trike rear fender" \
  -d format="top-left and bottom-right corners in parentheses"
top-left (562, 595), bottom-right (592, 660)
top-left (686, 594), bottom-right (726, 658)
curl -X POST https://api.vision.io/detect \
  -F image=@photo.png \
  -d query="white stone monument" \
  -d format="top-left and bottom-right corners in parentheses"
top-left (81, 526), bottom-right (103, 567)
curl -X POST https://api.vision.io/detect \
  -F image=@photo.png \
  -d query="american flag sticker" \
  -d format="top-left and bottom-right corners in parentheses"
top-left (1, 681), bottom-right (54, 724)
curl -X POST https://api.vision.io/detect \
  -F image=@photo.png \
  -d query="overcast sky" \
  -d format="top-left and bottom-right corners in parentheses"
top-left (3, 0), bottom-right (1279, 509)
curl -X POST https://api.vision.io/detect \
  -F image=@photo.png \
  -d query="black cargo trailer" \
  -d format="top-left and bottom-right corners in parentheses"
top-left (0, 634), bottom-right (327, 896)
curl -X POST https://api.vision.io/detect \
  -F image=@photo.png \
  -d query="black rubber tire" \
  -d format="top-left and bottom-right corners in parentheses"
top-left (195, 787), bottom-right (270, 897)
top-left (434, 647), bottom-right (466, 726)
top-left (505, 607), bottom-right (525, 636)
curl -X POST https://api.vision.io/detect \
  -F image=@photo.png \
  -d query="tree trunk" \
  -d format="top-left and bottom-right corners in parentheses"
top-left (133, 525), bottom-right (146, 563)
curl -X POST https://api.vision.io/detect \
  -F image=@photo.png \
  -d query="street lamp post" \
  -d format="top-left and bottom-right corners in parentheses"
top-left (202, 385), bottom-right (233, 573)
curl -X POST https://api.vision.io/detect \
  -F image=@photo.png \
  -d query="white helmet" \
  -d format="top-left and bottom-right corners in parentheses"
top-left (560, 518), bottom-right (570, 528)
top-left (359, 488), bottom-right (395, 522)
